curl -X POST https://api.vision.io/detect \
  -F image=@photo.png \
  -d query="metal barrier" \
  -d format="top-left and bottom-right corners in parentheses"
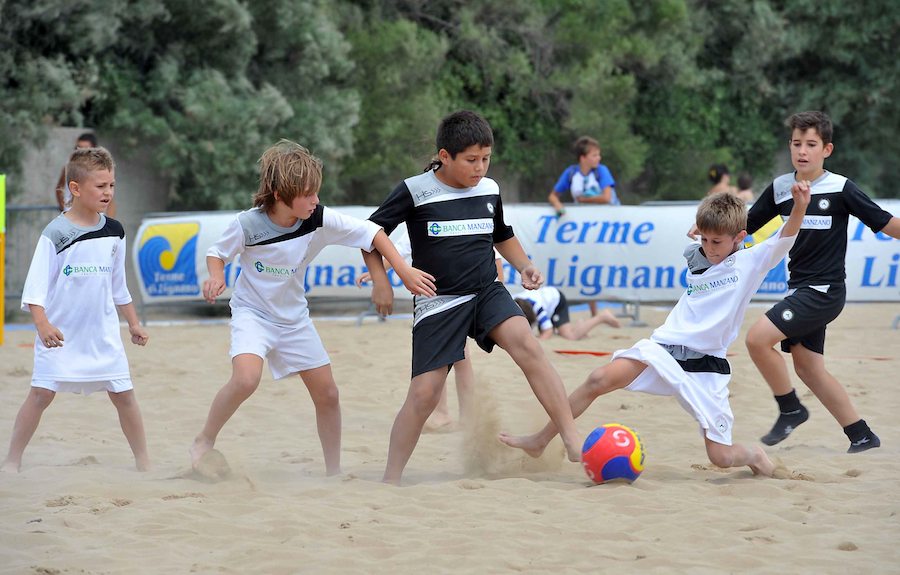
top-left (4, 205), bottom-right (59, 301)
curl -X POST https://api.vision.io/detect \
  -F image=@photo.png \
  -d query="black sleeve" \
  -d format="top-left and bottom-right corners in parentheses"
top-left (746, 183), bottom-right (778, 235)
top-left (492, 194), bottom-right (515, 243)
top-left (368, 182), bottom-right (414, 236)
top-left (842, 179), bottom-right (893, 233)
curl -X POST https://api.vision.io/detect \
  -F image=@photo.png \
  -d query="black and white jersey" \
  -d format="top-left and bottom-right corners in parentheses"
top-left (747, 171), bottom-right (892, 288)
top-left (21, 214), bottom-right (133, 382)
top-left (208, 205), bottom-right (380, 325)
top-left (369, 170), bottom-right (514, 295)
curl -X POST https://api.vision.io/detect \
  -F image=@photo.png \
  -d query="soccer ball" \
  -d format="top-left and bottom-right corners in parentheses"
top-left (581, 423), bottom-right (645, 484)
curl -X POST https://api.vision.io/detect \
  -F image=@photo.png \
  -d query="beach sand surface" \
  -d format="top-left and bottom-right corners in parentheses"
top-left (1, 303), bottom-right (898, 574)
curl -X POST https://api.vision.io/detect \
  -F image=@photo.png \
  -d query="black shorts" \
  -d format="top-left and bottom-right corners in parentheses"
top-left (551, 291), bottom-right (571, 328)
top-left (411, 281), bottom-right (524, 377)
top-left (765, 284), bottom-right (846, 355)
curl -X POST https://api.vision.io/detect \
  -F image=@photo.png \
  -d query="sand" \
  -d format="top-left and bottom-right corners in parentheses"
top-left (1, 302), bottom-right (898, 574)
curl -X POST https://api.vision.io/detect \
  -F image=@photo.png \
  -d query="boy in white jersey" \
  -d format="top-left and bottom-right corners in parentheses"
top-left (745, 111), bottom-right (900, 452)
top-left (366, 110), bottom-right (582, 485)
top-left (189, 140), bottom-right (434, 476)
top-left (500, 190), bottom-right (810, 477)
top-left (2, 147), bottom-right (150, 473)
top-left (513, 286), bottom-right (621, 340)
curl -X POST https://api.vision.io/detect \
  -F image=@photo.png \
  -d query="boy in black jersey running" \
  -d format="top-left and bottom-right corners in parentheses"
top-left (745, 111), bottom-right (900, 453)
top-left (366, 110), bottom-right (582, 484)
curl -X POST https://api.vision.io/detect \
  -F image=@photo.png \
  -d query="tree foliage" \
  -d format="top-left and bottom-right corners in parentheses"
top-left (1, 0), bottom-right (897, 205)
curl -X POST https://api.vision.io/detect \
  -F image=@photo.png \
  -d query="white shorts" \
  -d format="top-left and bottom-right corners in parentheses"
top-left (32, 378), bottom-right (134, 396)
top-left (230, 309), bottom-right (330, 380)
top-left (615, 339), bottom-right (734, 445)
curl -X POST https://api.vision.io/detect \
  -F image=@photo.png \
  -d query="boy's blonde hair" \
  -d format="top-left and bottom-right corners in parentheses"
top-left (253, 139), bottom-right (323, 210)
top-left (66, 147), bottom-right (114, 186)
top-left (695, 191), bottom-right (747, 236)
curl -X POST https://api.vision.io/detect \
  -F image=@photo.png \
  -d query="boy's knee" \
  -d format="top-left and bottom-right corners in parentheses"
top-left (29, 387), bottom-right (56, 409)
top-left (409, 382), bottom-right (442, 412)
top-left (231, 374), bottom-right (261, 396)
top-left (584, 367), bottom-right (610, 396)
top-left (311, 383), bottom-right (340, 407)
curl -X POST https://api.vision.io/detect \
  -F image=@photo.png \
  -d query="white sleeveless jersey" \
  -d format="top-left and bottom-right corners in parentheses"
top-left (208, 205), bottom-right (380, 326)
top-left (651, 230), bottom-right (797, 357)
top-left (21, 214), bottom-right (133, 382)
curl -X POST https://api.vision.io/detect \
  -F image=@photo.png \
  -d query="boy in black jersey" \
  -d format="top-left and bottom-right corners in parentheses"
top-left (745, 111), bottom-right (900, 452)
top-left (366, 110), bottom-right (582, 484)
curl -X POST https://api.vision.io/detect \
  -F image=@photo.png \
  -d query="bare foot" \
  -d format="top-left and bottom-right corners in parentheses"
top-left (0, 458), bottom-right (21, 473)
top-left (135, 456), bottom-right (151, 472)
top-left (599, 309), bottom-right (621, 328)
top-left (749, 446), bottom-right (776, 477)
top-left (498, 431), bottom-right (549, 458)
top-left (190, 436), bottom-right (214, 470)
top-left (424, 413), bottom-right (455, 433)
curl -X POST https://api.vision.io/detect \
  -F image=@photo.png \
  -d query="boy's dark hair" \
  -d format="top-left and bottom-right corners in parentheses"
top-left (436, 110), bottom-right (493, 159)
top-left (66, 146), bottom-right (115, 186)
top-left (707, 163), bottom-right (729, 184)
top-left (737, 173), bottom-right (752, 190)
top-left (514, 298), bottom-right (538, 328)
top-left (787, 111), bottom-right (833, 145)
top-left (254, 139), bottom-right (323, 211)
top-left (573, 136), bottom-right (600, 159)
top-left (76, 132), bottom-right (98, 147)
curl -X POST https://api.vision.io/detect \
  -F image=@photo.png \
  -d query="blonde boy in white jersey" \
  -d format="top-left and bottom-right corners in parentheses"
top-left (500, 189), bottom-right (810, 476)
top-left (3, 147), bottom-right (150, 473)
top-left (190, 140), bottom-right (435, 476)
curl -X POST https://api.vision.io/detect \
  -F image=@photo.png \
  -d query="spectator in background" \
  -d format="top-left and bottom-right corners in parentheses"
top-left (736, 173), bottom-right (755, 203)
top-left (548, 136), bottom-right (620, 218)
top-left (55, 133), bottom-right (117, 217)
top-left (548, 136), bottom-right (620, 317)
top-left (707, 163), bottom-right (737, 197)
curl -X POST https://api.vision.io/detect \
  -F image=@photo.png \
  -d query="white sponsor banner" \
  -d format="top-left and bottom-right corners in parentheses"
top-left (132, 201), bottom-right (900, 304)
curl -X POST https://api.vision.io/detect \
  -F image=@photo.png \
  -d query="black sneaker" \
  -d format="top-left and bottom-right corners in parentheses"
top-left (847, 432), bottom-right (881, 453)
top-left (760, 405), bottom-right (809, 446)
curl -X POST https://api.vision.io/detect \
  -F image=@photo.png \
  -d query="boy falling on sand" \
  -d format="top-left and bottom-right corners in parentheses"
top-left (3, 147), bottom-right (150, 473)
top-left (190, 140), bottom-right (434, 476)
top-left (501, 189), bottom-right (810, 477)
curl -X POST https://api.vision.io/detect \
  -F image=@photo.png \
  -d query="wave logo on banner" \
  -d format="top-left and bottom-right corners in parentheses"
top-left (138, 222), bottom-right (200, 296)
top-left (745, 216), bottom-right (789, 295)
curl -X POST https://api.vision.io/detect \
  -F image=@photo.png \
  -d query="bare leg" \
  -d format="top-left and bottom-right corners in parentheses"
top-left (556, 310), bottom-right (621, 340)
top-left (426, 345), bottom-right (474, 431)
top-left (745, 315), bottom-right (793, 396)
top-left (108, 389), bottom-right (151, 471)
top-left (1, 387), bottom-right (56, 472)
top-left (383, 369), bottom-right (448, 485)
top-left (493, 315), bottom-right (621, 462)
top-left (190, 354), bottom-right (263, 469)
top-left (588, 301), bottom-right (598, 317)
top-left (499, 357), bottom-right (645, 457)
top-left (705, 437), bottom-right (775, 477)
top-left (791, 345), bottom-right (859, 427)
top-left (299, 364), bottom-right (342, 476)
top-left (424, 382), bottom-right (453, 431)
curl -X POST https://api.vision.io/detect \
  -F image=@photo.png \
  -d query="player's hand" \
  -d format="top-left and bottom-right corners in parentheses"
top-left (686, 224), bottom-right (699, 240)
top-left (202, 277), bottom-right (226, 303)
top-left (520, 265), bottom-right (544, 290)
top-left (791, 180), bottom-right (811, 208)
top-left (37, 324), bottom-right (64, 348)
top-left (396, 265), bottom-right (436, 297)
top-left (371, 282), bottom-right (394, 316)
top-left (356, 271), bottom-right (373, 287)
top-left (129, 325), bottom-right (150, 346)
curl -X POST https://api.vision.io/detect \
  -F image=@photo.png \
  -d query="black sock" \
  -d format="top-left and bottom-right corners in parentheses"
top-left (774, 389), bottom-right (803, 414)
top-left (843, 419), bottom-right (871, 443)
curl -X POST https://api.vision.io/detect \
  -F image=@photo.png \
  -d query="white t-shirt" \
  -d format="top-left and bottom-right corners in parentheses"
top-left (651, 229), bottom-right (797, 357)
top-left (21, 214), bottom-right (133, 382)
top-left (512, 286), bottom-right (561, 332)
top-left (208, 205), bottom-right (380, 326)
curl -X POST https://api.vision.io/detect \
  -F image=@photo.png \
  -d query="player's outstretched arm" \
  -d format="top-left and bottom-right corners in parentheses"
top-left (781, 181), bottom-right (812, 239)
top-left (362, 247), bottom-right (394, 316)
top-left (880, 216), bottom-right (900, 239)
top-left (371, 230), bottom-right (436, 297)
top-left (496, 238), bottom-right (544, 290)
